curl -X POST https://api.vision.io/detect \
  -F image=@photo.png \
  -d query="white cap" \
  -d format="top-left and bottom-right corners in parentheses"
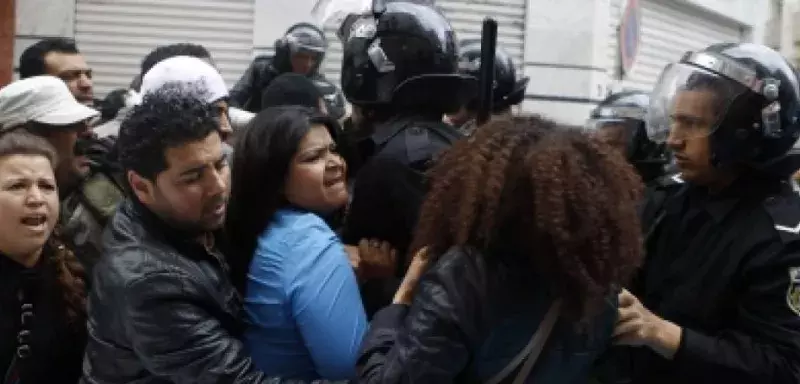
top-left (0, 75), bottom-right (100, 132)
top-left (140, 56), bottom-right (228, 104)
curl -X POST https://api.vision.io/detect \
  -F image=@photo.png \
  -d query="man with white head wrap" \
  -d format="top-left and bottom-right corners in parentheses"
top-left (140, 55), bottom-right (252, 143)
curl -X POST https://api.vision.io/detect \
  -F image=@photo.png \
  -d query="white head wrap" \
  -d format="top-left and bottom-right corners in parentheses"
top-left (140, 56), bottom-right (228, 103)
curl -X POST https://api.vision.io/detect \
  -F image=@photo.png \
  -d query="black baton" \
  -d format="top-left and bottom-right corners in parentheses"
top-left (476, 18), bottom-right (498, 126)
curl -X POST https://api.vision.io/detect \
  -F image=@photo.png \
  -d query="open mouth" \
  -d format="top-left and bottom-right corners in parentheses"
top-left (208, 202), bottom-right (226, 217)
top-left (324, 175), bottom-right (345, 187)
top-left (20, 214), bottom-right (47, 229)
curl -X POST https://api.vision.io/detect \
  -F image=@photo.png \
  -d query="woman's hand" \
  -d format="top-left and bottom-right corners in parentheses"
top-left (346, 239), bottom-right (397, 281)
top-left (392, 247), bottom-right (431, 305)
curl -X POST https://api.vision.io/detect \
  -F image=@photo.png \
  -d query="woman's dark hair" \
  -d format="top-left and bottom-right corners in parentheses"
top-left (410, 115), bottom-right (644, 320)
top-left (0, 132), bottom-right (86, 324)
top-left (226, 105), bottom-right (340, 293)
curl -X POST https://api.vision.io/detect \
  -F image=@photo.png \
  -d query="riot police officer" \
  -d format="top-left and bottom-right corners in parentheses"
top-left (446, 39), bottom-right (529, 134)
top-left (587, 90), bottom-right (668, 184)
top-left (604, 43), bottom-right (800, 384)
top-left (336, 1), bottom-right (478, 316)
top-left (229, 23), bottom-right (347, 119)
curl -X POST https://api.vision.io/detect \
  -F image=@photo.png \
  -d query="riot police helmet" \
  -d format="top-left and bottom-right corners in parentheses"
top-left (589, 90), bottom-right (668, 182)
top-left (274, 23), bottom-right (328, 75)
top-left (646, 43), bottom-right (800, 176)
top-left (458, 38), bottom-right (529, 112)
top-left (339, 1), bottom-right (478, 111)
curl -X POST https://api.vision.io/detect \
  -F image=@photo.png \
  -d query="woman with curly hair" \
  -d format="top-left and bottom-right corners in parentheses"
top-left (0, 132), bottom-right (87, 384)
top-left (358, 115), bottom-right (645, 383)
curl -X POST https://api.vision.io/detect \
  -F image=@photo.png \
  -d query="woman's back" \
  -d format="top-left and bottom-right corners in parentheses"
top-left (360, 245), bottom-right (617, 383)
top-left (471, 252), bottom-right (617, 383)
top-left (357, 116), bottom-right (643, 383)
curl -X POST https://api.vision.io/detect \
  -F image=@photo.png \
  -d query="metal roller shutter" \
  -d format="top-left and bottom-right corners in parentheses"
top-left (438, 0), bottom-right (526, 75)
top-left (320, 0), bottom-right (527, 91)
top-left (75, 0), bottom-right (254, 97)
top-left (321, 21), bottom-right (344, 90)
top-left (608, 0), bottom-right (745, 91)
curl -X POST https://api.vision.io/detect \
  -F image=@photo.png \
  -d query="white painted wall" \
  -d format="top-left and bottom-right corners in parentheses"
top-left (522, 0), bottom-right (775, 126)
top-left (253, 0), bottom-right (319, 56)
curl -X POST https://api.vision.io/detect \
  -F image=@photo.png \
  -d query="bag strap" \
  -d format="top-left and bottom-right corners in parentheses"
top-left (484, 299), bottom-right (562, 384)
top-left (2, 354), bottom-right (20, 384)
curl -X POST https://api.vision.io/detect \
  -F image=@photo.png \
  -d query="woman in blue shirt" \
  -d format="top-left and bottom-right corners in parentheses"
top-left (226, 106), bottom-right (368, 380)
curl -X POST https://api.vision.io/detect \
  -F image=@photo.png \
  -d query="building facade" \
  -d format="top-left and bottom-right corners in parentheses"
top-left (12, 0), bottom-right (786, 125)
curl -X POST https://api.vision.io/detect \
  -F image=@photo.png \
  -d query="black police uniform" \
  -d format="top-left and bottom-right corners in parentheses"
top-left (336, 2), bottom-right (476, 316)
top-left (229, 57), bottom-right (345, 117)
top-left (612, 174), bottom-right (800, 384)
top-left (341, 116), bottom-right (462, 316)
top-left (229, 23), bottom-right (346, 118)
top-left (342, 116), bottom-right (462, 253)
top-left (602, 43), bottom-right (800, 384)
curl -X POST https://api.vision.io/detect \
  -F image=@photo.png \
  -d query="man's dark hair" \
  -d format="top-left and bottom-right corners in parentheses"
top-left (683, 72), bottom-right (738, 116)
top-left (140, 43), bottom-right (212, 78)
top-left (260, 73), bottom-right (323, 111)
top-left (118, 83), bottom-right (220, 180)
top-left (19, 38), bottom-right (80, 79)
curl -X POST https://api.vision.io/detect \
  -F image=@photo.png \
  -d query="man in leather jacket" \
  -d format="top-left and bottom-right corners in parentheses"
top-left (229, 23), bottom-right (346, 119)
top-left (80, 84), bottom-right (337, 384)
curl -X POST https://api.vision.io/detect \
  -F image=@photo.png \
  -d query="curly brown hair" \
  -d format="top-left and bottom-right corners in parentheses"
top-left (47, 233), bottom-right (87, 325)
top-left (410, 115), bottom-right (644, 320)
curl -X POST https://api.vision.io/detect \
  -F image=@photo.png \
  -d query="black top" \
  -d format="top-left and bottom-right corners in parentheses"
top-left (0, 250), bottom-right (86, 384)
top-left (341, 115), bottom-right (463, 317)
top-left (606, 175), bottom-right (800, 383)
top-left (358, 246), bottom-right (617, 383)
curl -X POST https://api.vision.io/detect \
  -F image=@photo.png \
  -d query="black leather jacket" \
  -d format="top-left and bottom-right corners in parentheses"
top-left (81, 199), bottom-right (338, 384)
top-left (358, 246), bottom-right (617, 383)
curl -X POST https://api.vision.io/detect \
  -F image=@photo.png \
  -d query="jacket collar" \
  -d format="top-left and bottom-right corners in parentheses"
top-left (123, 198), bottom-right (223, 258)
top-left (370, 114), bottom-right (443, 146)
top-left (680, 175), bottom-right (787, 223)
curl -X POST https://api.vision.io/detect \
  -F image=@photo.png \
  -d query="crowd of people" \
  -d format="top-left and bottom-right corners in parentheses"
top-left (3, 2), bottom-right (800, 384)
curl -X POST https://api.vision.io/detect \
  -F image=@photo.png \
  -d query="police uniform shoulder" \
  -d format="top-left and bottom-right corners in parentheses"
top-left (762, 189), bottom-right (800, 243)
top-left (310, 72), bottom-right (329, 82)
top-left (652, 172), bottom-right (685, 188)
top-left (402, 124), bottom-right (434, 164)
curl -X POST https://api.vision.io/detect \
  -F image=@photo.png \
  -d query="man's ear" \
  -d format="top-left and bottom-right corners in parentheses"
top-left (127, 170), bottom-right (155, 206)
